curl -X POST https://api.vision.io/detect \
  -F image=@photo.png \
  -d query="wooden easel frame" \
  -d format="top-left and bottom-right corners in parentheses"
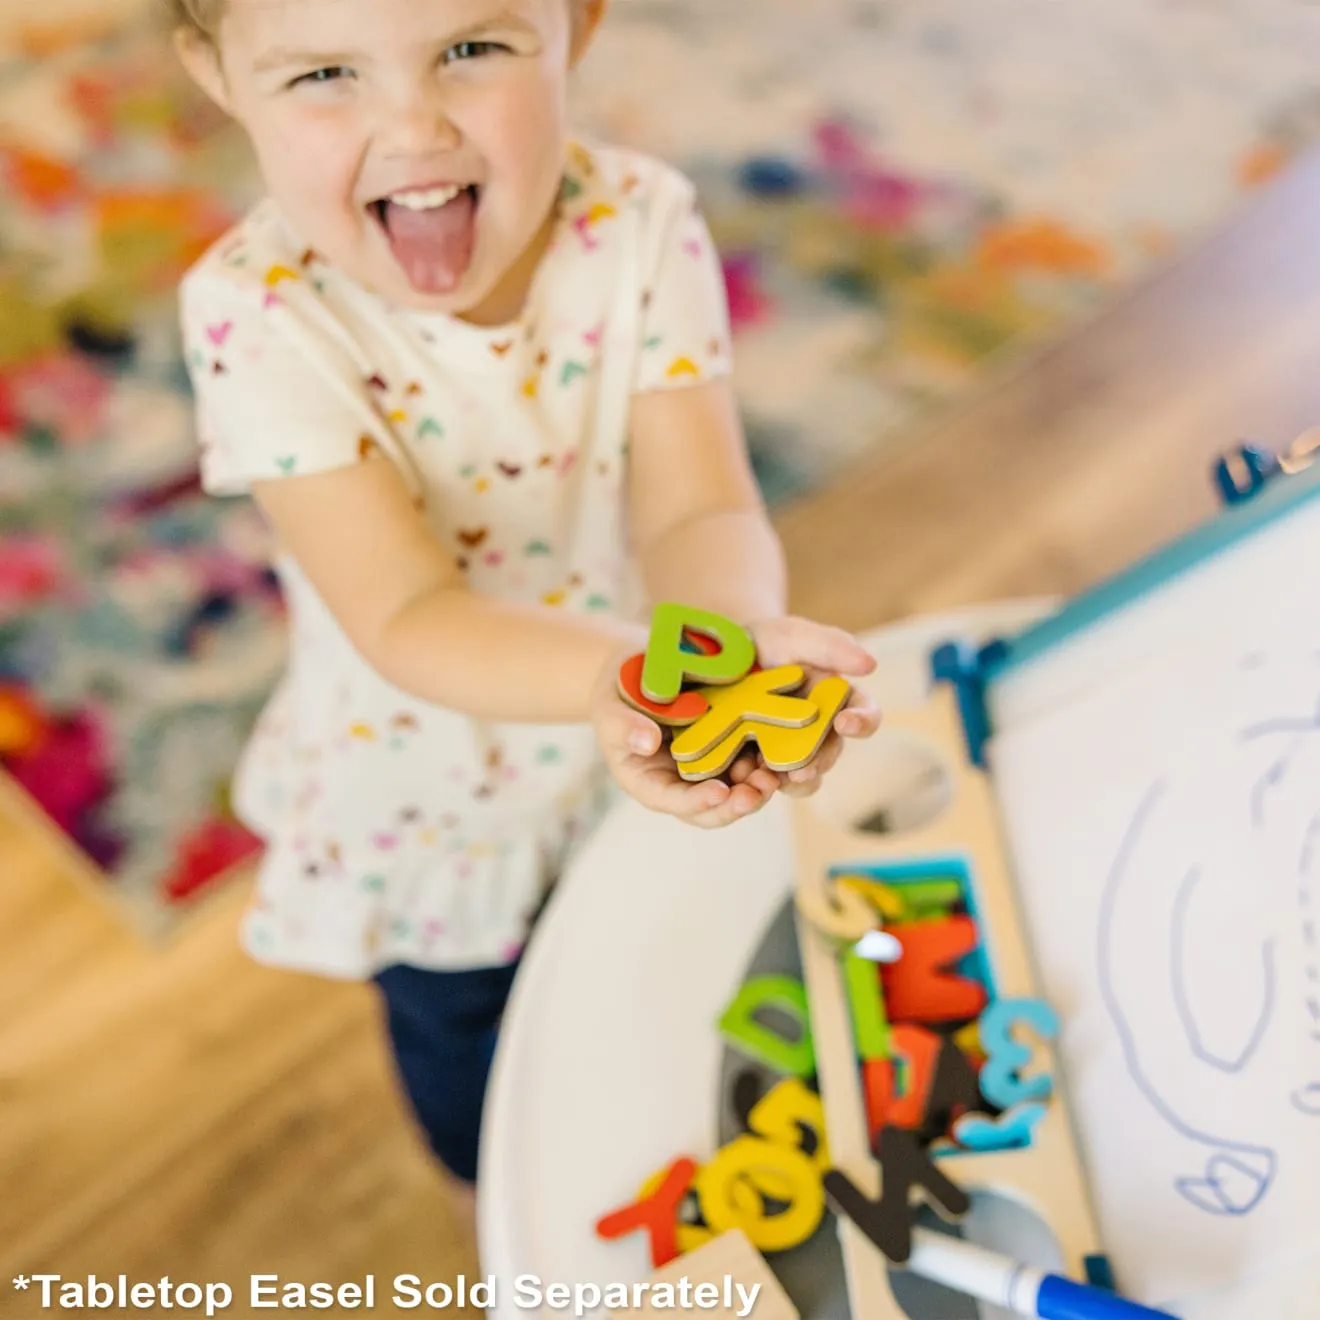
top-left (791, 681), bottom-right (1105, 1317)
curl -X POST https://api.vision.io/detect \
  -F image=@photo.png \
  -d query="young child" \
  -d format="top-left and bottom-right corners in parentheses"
top-left (169, 0), bottom-right (881, 1210)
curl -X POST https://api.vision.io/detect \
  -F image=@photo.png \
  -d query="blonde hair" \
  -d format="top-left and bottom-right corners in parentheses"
top-left (166, 0), bottom-right (222, 36)
top-left (167, 0), bottom-right (592, 42)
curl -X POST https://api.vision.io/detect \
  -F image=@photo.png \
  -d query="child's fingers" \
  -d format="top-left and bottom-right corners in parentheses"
top-left (605, 697), bottom-right (790, 826)
top-left (779, 717), bottom-right (856, 795)
top-left (729, 756), bottom-right (782, 797)
top-left (779, 774), bottom-right (823, 799)
top-left (810, 733), bottom-right (843, 777)
top-left (783, 733), bottom-right (841, 788)
top-left (631, 761), bottom-right (775, 829)
top-left (601, 703), bottom-right (663, 759)
top-left (689, 779), bottom-right (773, 829)
top-left (761, 619), bottom-right (877, 678)
top-left (630, 763), bottom-right (731, 817)
top-left (834, 688), bottom-right (881, 738)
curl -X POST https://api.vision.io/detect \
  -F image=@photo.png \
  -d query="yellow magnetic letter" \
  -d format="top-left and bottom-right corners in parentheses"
top-left (695, 1135), bottom-right (824, 1252)
top-left (671, 667), bottom-right (817, 763)
top-left (677, 676), bottom-right (850, 780)
top-left (748, 1077), bottom-right (831, 1173)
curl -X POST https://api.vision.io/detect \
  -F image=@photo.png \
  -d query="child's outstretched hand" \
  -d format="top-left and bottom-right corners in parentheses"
top-left (745, 616), bottom-right (881, 798)
top-left (589, 617), bottom-right (880, 828)
top-left (590, 643), bottom-right (782, 829)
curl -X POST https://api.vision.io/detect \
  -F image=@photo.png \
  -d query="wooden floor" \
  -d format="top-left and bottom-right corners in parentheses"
top-left (780, 147), bottom-right (1320, 630)
top-left (0, 777), bottom-right (476, 1319)
top-left (5, 129), bottom-right (1320, 1320)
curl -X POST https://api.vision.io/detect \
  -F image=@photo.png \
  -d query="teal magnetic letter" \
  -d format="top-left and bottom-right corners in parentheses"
top-left (953, 1102), bottom-right (1049, 1152)
top-left (978, 997), bottom-right (1059, 1110)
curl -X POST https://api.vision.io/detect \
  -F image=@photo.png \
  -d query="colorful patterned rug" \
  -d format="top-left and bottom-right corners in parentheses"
top-left (4, 0), bottom-right (1320, 938)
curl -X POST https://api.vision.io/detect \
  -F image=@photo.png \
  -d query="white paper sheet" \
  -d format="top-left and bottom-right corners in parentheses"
top-left (989, 634), bottom-right (1320, 1309)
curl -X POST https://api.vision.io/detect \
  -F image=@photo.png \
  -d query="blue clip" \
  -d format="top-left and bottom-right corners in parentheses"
top-left (930, 638), bottom-right (1006, 768)
top-left (1084, 1254), bottom-right (1118, 1291)
top-left (738, 155), bottom-right (807, 199)
top-left (1213, 443), bottom-right (1279, 506)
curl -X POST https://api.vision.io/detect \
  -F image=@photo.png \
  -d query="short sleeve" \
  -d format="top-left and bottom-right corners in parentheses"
top-left (632, 175), bottom-right (734, 394)
top-left (180, 264), bottom-right (394, 497)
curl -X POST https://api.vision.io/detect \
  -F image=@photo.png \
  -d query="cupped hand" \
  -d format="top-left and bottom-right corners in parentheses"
top-left (588, 617), bottom-right (881, 826)
top-left (589, 645), bottom-right (782, 829)
top-left (744, 615), bottom-right (881, 798)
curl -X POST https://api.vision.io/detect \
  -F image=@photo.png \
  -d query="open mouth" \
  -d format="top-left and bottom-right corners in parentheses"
top-left (369, 184), bottom-right (480, 296)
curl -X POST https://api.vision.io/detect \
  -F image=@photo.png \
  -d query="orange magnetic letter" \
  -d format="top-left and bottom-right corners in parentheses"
top-left (594, 1156), bottom-right (698, 1267)
top-left (881, 916), bottom-right (989, 1023)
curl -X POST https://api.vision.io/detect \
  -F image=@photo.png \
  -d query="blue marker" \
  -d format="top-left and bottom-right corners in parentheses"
top-left (904, 1227), bottom-right (1178, 1319)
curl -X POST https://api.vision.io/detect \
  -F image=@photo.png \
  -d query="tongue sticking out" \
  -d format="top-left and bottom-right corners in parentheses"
top-left (380, 189), bottom-right (477, 295)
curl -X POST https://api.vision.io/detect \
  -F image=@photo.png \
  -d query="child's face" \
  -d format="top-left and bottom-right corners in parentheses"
top-left (187, 0), bottom-right (599, 324)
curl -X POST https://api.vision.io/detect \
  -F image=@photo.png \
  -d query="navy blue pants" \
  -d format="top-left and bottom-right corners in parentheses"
top-left (373, 960), bottom-right (520, 1184)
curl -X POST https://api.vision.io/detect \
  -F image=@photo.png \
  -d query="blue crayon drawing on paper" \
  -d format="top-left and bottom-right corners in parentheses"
top-left (988, 638), bottom-right (1320, 1304)
top-left (1098, 781), bottom-right (1277, 1218)
top-left (1093, 669), bottom-right (1320, 1223)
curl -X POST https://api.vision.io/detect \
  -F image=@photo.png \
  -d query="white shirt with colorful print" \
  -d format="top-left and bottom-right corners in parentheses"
top-left (179, 142), bottom-right (734, 978)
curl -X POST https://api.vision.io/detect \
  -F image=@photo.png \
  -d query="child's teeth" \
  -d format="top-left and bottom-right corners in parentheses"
top-left (389, 185), bottom-right (465, 210)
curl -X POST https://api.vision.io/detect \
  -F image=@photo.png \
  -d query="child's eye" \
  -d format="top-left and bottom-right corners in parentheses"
top-left (444, 40), bottom-right (507, 63)
top-left (291, 66), bottom-right (354, 88)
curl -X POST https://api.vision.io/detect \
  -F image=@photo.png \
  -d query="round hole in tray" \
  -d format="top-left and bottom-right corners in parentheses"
top-left (810, 727), bottom-right (954, 836)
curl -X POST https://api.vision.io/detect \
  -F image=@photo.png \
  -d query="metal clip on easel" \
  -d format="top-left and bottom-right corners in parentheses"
top-left (1215, 428), bottom-right (1320, 505)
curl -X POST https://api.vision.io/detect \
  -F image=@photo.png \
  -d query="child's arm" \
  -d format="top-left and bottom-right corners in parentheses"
top-left (575, 164), bottom-right (882, 826)
top-left (586, 374), bottom-right (880, 827)
top-left (626, 377), bottom-right (788, 624)
top-left (250, 458), bottom-right (645, 723)
top-left (627, 377), bottom-right (874, 690)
